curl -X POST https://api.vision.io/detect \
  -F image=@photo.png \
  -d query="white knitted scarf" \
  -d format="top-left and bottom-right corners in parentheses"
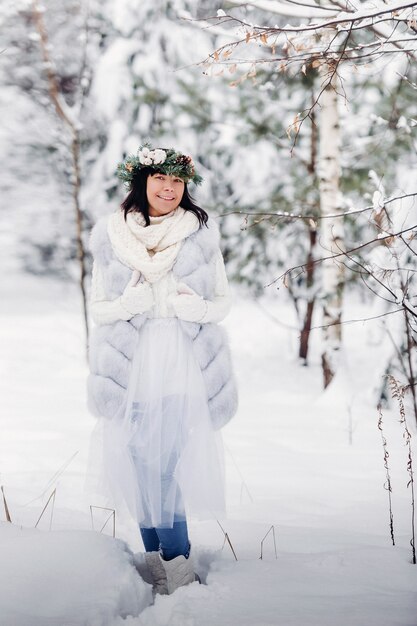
top-left (107, 207), bottom-right (200, 283)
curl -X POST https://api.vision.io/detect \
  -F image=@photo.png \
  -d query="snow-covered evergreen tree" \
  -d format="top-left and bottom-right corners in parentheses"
top-left (0, 0), bottom-right (110, 277)
top-left (1, 0), bottom-right (415, 380)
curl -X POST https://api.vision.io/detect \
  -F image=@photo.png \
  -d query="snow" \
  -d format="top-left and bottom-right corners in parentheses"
top-left (135, 548), bottom-right (415, 626)
top-left (0, 524), bottom-right (152, 626)
top-left (91, 38), bottom-right (141, 119)
top-left (1, 269), bottom-right (416, 624)
top-left (1, 2), bottom-right (416, 620)
top-left (227, 0), bottom-right (338, 19)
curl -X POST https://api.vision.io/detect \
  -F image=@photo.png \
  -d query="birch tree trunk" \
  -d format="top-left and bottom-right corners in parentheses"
top-left (318, 67), bottom-right (344, 388)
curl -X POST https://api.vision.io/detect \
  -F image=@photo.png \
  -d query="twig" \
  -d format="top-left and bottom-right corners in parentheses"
top-left (90, 505), bottom-right (116, 538)
top-left (309, 307), bottom-right (403, 330)
top-left (259, 525), bottom-right (278, 560)
top-left (218, 191), bottom-right (417, 222)
top-left (23, 451), bottom-right (79, 506)
top-left (403, 308), bottom-right (417, 425)
top-left (255, 301), bottom-right (300, 330)
top-left (224, 444), bottom-right (254, 503)
top-left (35, 488), bottom-right (56, 530)
top-left (217, 520), bottom-right (238, 561)
top-left (388, 377), bottom-right (416, 564)
top-left (1, 486), bottom-right (12, 523)
top-left (268, 222), bottom-right (417, 288)
top-left (377, 404), bottom-right (395, 546)
top-left (289, 23), bottom-right (353, 150)
top-left (201, 2), bottom-right (417, 39)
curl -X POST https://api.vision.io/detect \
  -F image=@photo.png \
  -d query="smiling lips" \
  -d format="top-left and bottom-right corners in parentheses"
top-left (157, 194), bottom-right (175, 201)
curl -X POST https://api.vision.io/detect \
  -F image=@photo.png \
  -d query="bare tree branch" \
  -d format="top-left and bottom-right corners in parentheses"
top-left (309, 306), bottom-right (404, 330)
top-left (218, 191), bottom-right (417, 221)
top-left (227, 0), bottom-right (339, 18)
top-left (203, 1), bottom-right (417, 36)
top-left (266, 222), bottom-right (417, 287)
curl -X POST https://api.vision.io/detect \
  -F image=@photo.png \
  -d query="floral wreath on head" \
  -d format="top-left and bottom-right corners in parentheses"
top-left (116, 142), bottom-right (203, 187)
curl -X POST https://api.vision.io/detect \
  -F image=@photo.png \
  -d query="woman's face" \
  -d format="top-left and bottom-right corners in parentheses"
top-left (146, 173), bottom-right (185, 217)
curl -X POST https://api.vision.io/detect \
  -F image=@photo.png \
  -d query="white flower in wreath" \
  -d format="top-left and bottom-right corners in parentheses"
top-left (138, 147), bottom-right (151, 164)
top-left (152, 149), bottom-right (167, 165)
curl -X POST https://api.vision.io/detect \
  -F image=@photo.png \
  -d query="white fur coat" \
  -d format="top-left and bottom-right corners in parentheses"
top-left (87, 214), bottom-right (238, 430)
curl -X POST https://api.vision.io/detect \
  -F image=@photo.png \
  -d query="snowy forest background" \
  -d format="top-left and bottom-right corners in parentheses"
top-left (1, 1), bottom-right (417, 625)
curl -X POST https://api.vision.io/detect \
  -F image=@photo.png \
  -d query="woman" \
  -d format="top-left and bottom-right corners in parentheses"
top-left (87, 143), bottom-right (238, 595)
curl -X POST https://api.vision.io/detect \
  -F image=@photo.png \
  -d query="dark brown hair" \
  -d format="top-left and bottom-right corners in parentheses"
top-left (120, 167), bottom-right (208, 227)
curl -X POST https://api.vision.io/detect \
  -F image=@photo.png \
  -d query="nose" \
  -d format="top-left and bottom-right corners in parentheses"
top-left (163, 178), bottom-right (174, 191)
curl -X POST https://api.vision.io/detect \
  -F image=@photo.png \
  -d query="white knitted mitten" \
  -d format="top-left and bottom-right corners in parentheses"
top-left (119, 271), bottom-right (154, 316)
top-left (169, 282), bottom-right (208, 323)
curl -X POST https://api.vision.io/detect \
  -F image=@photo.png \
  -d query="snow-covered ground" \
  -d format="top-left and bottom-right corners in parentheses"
top-left (1, 268), bottom-right (416, 626)
top-left (0, 524), bottom-right (152, 626)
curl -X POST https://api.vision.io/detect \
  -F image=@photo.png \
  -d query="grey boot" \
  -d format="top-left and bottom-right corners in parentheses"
top-left (144, 551), bottom-right (168, 595)
top-left (160, 550), bottom-right (199, 594)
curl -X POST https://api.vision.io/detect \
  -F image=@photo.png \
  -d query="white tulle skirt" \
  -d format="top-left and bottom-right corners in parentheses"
top-left (87, 318), bottom-right (225, 529)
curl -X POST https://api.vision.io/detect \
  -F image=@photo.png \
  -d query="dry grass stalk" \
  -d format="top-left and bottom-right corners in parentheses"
top-left (1, 485), bottom-right (12, 523)
top-left (38, 451), bottom-right (79, 501)
top-left (35, 488), bottom-right (56, 530)
top-left (377, 404), bottom-right (395, 546)
top-left (240, 482), bottom-right (253, 505)
top-left (225, 444), bottom-right (254, 504)
top-left (217, 520), bottom-right (238, 561)
top-left (24, 450), bottom-right (79, 507)
top-left (259, 525), bottom-right (278, 560)
top-left (90, 505), bottom-right (116, 538)
top-left (388, 376), bottom-right (416, 564)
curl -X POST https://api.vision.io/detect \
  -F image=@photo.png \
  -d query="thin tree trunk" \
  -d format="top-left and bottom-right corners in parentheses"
top-left (299, 93), bottom-right (319, 363)
top-left (32, 0), bottom-right (89, 348)
top-left (71, 132), bottom-right (89, 344)
top-left (299, 226), bottom-right (317, 363)
top-left (318, 67), bottom-right (344, 387)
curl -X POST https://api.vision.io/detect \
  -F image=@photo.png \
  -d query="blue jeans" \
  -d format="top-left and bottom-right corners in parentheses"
top-left (140, 515), bottom-right (190, 561)
top-left (133, 395), bottom-right (191, 560)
